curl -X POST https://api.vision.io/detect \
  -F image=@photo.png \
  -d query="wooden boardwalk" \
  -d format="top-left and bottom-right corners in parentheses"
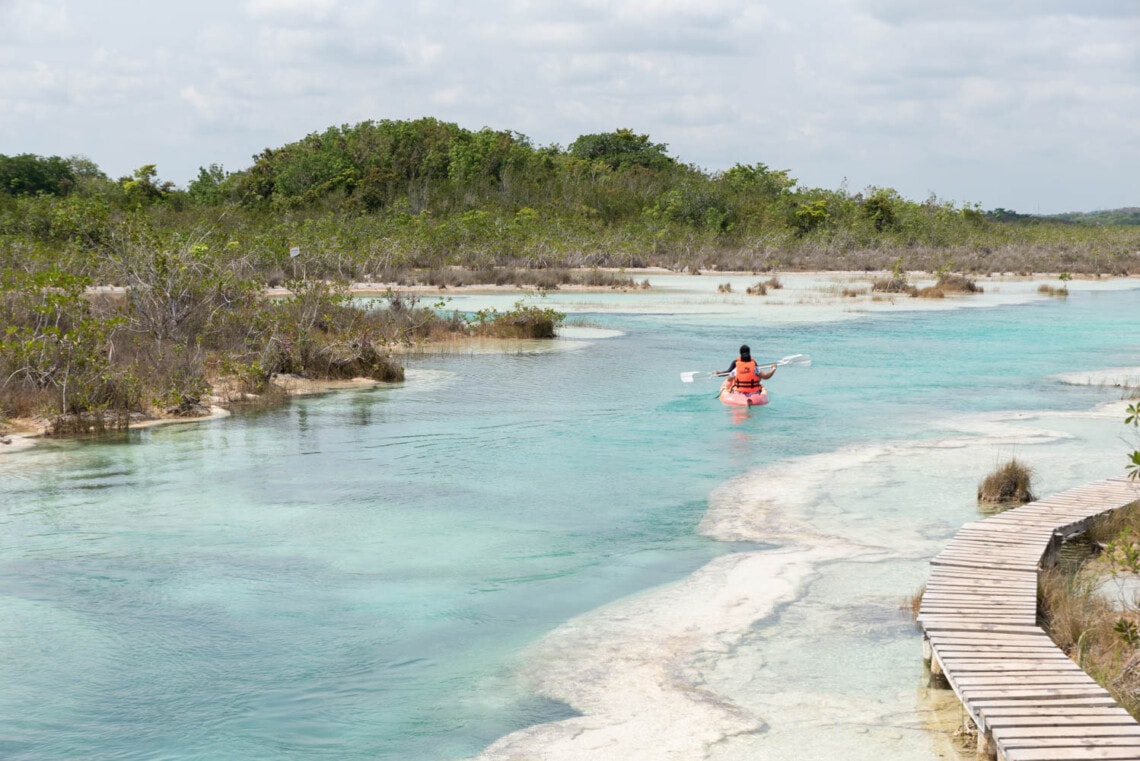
top-left (918, 477), bottom-right (1140, 760)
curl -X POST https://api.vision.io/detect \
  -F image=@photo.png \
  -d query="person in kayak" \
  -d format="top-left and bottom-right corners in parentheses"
top-left (715, 345), bottom-right (775, 393)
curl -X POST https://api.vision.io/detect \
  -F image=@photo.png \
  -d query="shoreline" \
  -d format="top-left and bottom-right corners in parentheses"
top-left (0, 375), bottom-right (382, 456)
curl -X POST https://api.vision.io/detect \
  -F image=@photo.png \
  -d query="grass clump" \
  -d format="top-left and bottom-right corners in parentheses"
top-left (871, 275), bottom-right (916, 294)
top-left (977, 457), bottom-right (1036, 507)
top-left (747, 276), bottom-right (782, 296)
top-left (935, 274), bottom-right (983, 293)
top-left (1038, 284), bottom-right (1069, 297)
top-left (915, 274), bottom-right (983, 299)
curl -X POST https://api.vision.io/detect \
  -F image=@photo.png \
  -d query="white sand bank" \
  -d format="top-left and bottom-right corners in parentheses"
top-left (472, 543), bottom-right (859, 761)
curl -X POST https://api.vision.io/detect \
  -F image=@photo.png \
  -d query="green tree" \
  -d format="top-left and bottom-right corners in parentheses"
top-left (120, 165), bottom-right (175, 205)
top-left (720, 163), bottom-right (796, 197)
top-left (187, 164), bottom-right (230, 206)
top-left (0, 267), bottom-right (125, 415)
top-left (568, 129), bottom-right (675, 172)
top-left (793, 199), bottom-right (830, 235)
top-left (863, 188), bottom-right (900, 232)
top-left (0, 153), bottom-right (76, 196)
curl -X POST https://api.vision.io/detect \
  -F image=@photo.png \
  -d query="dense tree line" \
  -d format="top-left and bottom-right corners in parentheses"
top-left (4, 118), bottom-right (1139, 282)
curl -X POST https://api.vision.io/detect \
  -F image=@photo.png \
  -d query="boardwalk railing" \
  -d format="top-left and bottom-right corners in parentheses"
top-left (918, 477), bottom-right (1140, 761)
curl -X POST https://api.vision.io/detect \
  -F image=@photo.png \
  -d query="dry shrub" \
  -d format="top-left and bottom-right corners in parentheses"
top-left (977, 457), bottom-right (1036, 506)
top-left (915, 286), bottom-right (945, 299)
top-left (717, 282), bottom-right (733, 293)
top-left (1038, 284), bottom-right (1069, 297)
top-left (936, 274), bottom-right (983, 293)
top-left (840, 287), bottom-right (866, 298)
top-left (764, 276), bottom-right (783, 289)
top-left (1038, 504), bottom-right (1140, 720)
top-left (746, 282), bottom-right (767, 295)
top-left (872, 276), bottom-right (917, 295)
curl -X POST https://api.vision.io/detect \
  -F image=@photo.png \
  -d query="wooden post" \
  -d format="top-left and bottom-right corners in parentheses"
top-left (976, 727), bottom-right (996, 760)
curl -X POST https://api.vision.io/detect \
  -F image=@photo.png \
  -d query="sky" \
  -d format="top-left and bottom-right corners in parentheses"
top-left (1, 0), bottom-right (1138, 215)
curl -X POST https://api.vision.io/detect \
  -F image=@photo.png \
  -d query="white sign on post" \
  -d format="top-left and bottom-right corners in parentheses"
top-left (289, 246), bottom-right (300, 259)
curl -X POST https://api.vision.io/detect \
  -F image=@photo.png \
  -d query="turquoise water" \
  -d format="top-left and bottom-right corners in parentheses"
top-left (1, 277), bottom-right (1137, 760)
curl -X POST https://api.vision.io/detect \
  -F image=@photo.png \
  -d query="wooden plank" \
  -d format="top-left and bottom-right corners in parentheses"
top-left (971, 697), bottom-right (1121, 710)
top-left (959, 521), bottom-right (1056, 535)
top-left (980, 708), bottom-right (1131, 718)
top-left (957, 686), bottom-right (1110, 700)
top-left (926, 565), bottom-right (1039, 574)
top-left (922, 590), bottom-right (1035, 599)
top-left (922, 595), bottom-right (1036, 605)
top-left (985, 715), bottom-right (1137, 728)
top-left (933, 550), bottom-right (1038, 564)
top-left (944, 659), bottom-right (1082, 669)
top-left (931, 558), bottom-right (1039, 571)
top-left (1000, 737), bottom-right (1140, 748)
top-left (920, 621), bottom-right (1046, 634)
top-left (943, 539), bottom-right (1046, 552)
top-left (924, 578), bottom-right (1037, 590)
top-left (927, 634), bottom-right (1056, 646)
top-left (935, 649), bottom-right (1071, 658)
top-left (952, 678), bottom-right (1098, 689)
top-left (1003, 747), bottom-right (1140, 760)
top-left (920, 609), bottom-right (1037, 618)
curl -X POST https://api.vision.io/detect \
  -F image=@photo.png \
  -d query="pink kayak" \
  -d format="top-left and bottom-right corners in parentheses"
top-left (718, 379), bottom-right (769, 407)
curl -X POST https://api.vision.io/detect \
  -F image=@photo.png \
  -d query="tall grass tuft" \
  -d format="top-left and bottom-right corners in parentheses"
top-left (977, 457), bottom-right (1036, 506)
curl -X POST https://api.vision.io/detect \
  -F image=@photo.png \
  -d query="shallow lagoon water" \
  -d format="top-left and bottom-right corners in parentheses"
top-left (1, 274), bottom-right (1138, 760)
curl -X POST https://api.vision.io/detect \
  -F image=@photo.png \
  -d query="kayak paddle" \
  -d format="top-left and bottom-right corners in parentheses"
top-left (680, 354), bottom-right (811, 383)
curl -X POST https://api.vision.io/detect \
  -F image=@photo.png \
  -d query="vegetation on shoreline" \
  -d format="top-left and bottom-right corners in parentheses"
top-left (1039, 501), bottom-right (1140, 718)
top-left (1, 118), bottom-right (1137, 434)
top-left (3, 120), bottom-right (1139, 286)
top-left (0, 258), bottom-right (562, 433)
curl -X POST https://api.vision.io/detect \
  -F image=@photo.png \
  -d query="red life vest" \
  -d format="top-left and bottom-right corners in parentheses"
top-left (734, 358), bottom-right (761, 391)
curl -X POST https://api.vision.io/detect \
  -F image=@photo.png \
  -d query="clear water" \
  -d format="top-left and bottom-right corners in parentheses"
top-left (1, 275), bottom-right (1138, 760)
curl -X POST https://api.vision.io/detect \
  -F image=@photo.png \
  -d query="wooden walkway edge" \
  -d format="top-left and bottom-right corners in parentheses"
top-left (918, 477), bottom-right (1140, 760)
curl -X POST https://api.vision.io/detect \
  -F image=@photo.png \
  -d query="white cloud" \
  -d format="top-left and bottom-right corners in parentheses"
top-left (0, 0), bottom-right (71, 41)
top-left (245, 0), bottom-right (337, 21)
top-left (0, 0), bottom-right (1136, 213)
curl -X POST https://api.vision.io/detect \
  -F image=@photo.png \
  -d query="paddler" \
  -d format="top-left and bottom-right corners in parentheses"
top-left (714, 345), bottom-right (775, 393)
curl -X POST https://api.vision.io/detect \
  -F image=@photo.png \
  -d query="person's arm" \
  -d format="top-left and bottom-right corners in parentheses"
top-left (759, 364), bottom-right (776, 380)
top-left (715, 359), bottom-right (738, 376)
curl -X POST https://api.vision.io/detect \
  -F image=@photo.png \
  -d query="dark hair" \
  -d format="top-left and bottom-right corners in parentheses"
top-left (739, 344), bottom-right (751, 358)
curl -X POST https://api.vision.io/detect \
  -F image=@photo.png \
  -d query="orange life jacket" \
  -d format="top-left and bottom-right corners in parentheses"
top-left (733, 358), bottom-right (761, 391)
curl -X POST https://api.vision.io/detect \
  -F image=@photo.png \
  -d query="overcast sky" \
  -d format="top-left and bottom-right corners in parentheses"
top-left (2, 0), bottom-right (1137, 214)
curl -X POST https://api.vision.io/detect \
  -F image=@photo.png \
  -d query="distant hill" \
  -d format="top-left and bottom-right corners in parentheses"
top-left (985, 207), bottom-right (1140, 226)
top-left (1045, 207), bottom-right (1140, 226)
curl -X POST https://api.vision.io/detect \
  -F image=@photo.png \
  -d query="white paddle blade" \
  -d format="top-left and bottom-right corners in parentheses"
top-left (680, 371), bottom-right (698, 383)
top-left (777, 354), bottom-right (811, 367)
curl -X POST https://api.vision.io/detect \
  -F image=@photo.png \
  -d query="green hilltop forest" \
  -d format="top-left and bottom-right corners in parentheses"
top-left (2, 118), bottom-right (1139, 430)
